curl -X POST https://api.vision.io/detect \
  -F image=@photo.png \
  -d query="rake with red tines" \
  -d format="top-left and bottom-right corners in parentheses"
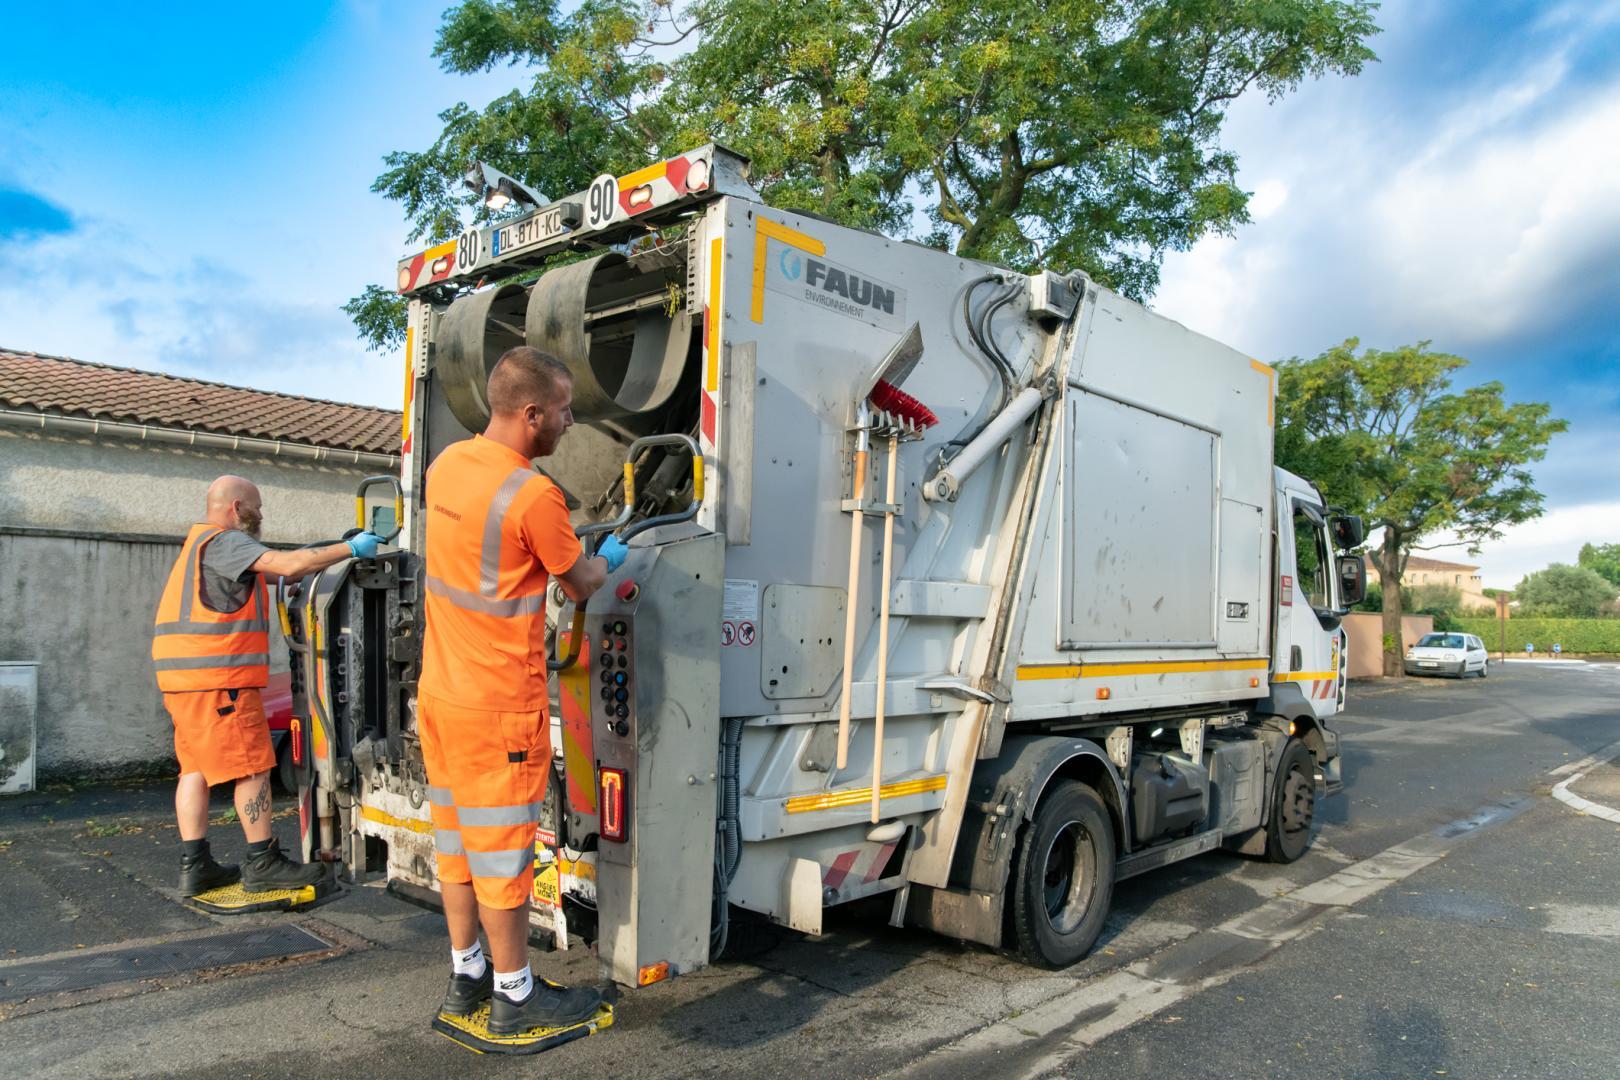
top-left (836, 325), bottom-right (937, 809)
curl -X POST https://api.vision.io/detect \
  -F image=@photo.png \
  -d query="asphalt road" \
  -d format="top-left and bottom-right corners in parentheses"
top-left (2, 661), bottom-right (1617, 1079)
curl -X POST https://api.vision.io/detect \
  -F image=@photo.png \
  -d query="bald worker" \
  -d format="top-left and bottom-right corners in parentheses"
top-left (153, 475), bottom-right (385, 896)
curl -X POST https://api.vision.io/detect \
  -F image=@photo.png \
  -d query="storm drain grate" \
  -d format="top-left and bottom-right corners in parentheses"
top-left (0, 924), bottom-right (332, 1002)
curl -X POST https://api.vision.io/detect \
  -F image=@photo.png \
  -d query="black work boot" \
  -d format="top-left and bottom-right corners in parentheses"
top-left (487, 982), bottom-right (603, 1035)
top-left (240, 838), bottom-right (325, 892)
top-left (440, 965), bottom-right (494, 1018)
top-left (178, 840), bottom-right (239, 896)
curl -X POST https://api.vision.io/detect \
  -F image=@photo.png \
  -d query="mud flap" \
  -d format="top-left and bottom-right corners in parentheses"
top-left (189, 878), bottom-right (339, 915)
top-left (431, 982), bottom-right (617, 1055)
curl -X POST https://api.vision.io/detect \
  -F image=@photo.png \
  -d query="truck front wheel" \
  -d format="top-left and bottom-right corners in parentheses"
top-left (1265, 739), bottom-right (1316, 863)
top-left (1009, 781), bottom-right (1116, 968)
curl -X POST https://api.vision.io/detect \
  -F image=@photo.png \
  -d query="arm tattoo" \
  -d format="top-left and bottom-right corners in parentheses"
top-left (243, 780), bottom-right (271, 824)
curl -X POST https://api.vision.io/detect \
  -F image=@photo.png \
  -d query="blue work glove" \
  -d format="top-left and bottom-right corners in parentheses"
top-left (346, 531), bottom-right (383, 559)
top-left (597, 535), bottom-right (629, 573)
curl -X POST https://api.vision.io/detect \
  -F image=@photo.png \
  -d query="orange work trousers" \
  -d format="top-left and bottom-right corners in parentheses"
top-left (417, 691), bottom-right (550, 909)
top-left (165, 687), bottom-right (275, 785)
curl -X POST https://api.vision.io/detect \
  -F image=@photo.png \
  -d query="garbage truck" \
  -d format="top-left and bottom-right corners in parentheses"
top-left (283, 144), bottom-right (1366, 984)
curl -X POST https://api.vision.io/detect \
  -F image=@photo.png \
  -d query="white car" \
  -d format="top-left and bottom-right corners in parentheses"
top-left (1404, 632), bottom-right (1489, 678)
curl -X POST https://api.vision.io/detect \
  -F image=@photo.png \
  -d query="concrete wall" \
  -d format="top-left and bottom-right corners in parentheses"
top-left (1342, 612), bottom-right (1435, 678)
top-left (1, 426), bottom-right (370, 542)
top-left (0, 427), bottom-right (378, 778)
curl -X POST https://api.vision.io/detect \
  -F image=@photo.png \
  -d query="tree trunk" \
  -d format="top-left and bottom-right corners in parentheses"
top-left (1379, 530), bottom-right (1405, 677)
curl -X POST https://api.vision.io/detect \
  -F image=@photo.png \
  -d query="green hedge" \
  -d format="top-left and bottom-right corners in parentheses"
top-left (1454, 617), bottom-right (1620, 654)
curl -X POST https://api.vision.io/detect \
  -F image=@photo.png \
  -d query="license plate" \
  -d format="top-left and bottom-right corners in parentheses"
top-left (494, 205), bottom-right (569, 256)
top-left (1418, 661), bottom-right (1437, 667)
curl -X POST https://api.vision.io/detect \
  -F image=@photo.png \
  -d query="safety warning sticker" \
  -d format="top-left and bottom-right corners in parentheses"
top-left (723, 579), bottom-right (759, 622)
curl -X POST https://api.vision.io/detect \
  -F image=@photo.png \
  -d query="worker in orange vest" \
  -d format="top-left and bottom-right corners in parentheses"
top-left (419, 347), bottom-right (624, 1033)
top-left (153, 475), bottom-right (385, 896)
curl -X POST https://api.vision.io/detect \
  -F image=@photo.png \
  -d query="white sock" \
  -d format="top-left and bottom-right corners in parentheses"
top-left (494, 965), bottom-right (533, 1002)
top-left (451, 942), bottom-right (486, 979)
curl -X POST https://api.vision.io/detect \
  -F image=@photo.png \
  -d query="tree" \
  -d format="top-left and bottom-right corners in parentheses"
top-left (1578, 542), bottom-right (1620, 590)
top-left (1276, 339), bottom-right (1566, 676)
top-left (1409, 583), bottom-right (1462, 617)
top-left (1515, 564), bottom-right (1618, 618)
top-left (348, 0), bottom-right (1381, 348)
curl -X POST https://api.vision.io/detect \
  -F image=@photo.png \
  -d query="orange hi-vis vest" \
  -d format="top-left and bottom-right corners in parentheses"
top-left (420, 436), bottom-right (582, 711)
top-left (152, 524), bottom-right (270, 692)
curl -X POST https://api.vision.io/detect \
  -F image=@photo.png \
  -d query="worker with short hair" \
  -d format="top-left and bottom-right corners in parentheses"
top-left (153, 475), bottom-right (385, 895)
top-left (419, 346), bottom-right (625, 1033)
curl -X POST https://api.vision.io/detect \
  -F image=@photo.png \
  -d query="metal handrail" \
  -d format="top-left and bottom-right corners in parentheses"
top-left (355, 475), bottom-right (405, 542)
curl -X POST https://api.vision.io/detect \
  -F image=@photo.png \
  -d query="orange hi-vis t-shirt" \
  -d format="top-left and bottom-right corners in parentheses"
top-left (419, 435), bottom-right (582, 710)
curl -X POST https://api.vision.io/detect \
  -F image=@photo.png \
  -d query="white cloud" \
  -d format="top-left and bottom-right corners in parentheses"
top-left (1421, 500), bottom-right (1620, 590)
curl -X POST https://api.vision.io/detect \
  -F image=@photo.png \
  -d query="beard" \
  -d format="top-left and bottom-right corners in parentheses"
top-left (239, 509), bottom-right (263, 538)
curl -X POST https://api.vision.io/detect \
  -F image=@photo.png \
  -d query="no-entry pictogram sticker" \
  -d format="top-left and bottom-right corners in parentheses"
top-left (737, 621), bottom-right (757, 647)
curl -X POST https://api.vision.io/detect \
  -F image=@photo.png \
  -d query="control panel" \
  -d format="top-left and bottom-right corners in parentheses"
top-left (596, 617), bottom-right (635, 739)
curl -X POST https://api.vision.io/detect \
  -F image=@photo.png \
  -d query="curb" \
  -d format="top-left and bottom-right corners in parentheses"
top-left (1551, 763), bottom-right (1620, 825)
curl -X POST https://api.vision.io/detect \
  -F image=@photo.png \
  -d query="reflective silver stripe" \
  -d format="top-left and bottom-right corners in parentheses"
top-left (457, 802), bottom-right (545, 828)
top-left (427, 785), bottom-right (457, 807)
top-left (153, 619), bottom-right (270, 636)
top-left (425, 574), bottom-right (544, 617)
top-left (153, 653), bottom-right (270, 671)
top-left (434, 829), bottom-right (466, 856)
top-left (465, 847), bottom-right (535, 879)
top-left (481, 468), bottom-right (536, 595)
top-left (176, 527), bottom-right (223, 623)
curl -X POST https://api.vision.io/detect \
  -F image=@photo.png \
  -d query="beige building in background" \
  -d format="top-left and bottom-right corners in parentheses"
top-left (1366, 555), bottom-right (1494, 612)
top-left (0, 348), bottom-right (400, 780)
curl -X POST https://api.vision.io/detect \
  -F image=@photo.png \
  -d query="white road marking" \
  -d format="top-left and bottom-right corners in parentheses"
top-left (1541, 903), bottom-right (1620, 940)
top-left (898, 796), bottom-right (1531, 1080)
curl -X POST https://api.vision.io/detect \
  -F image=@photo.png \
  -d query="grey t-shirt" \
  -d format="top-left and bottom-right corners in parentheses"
top-left (199, 529), bottom-right (270, 613)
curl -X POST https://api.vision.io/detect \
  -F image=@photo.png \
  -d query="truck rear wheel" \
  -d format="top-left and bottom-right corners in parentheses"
top-left (1009, 781), bottom-right (1115, 968)
top-left (1265, 739), bottom-right (1316, 863)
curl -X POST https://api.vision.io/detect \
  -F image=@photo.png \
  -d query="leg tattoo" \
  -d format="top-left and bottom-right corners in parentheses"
top-left (242, 780), bottom-right (271, 825)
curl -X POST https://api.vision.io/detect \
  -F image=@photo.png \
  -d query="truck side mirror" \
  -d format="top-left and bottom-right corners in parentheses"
top-left (1337, 554), bottom-right (1366, 607)
top-left (1331, 515), bottom-right (1364, 550)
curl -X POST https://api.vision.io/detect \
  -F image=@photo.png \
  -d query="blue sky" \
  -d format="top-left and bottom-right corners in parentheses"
top-left (2, 1), bottom-right (1617, 586)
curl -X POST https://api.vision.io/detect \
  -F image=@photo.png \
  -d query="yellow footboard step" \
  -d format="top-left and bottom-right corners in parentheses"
top-left (432, 984), bottom-right (616, 1055)
top-left (189, 878), bottom-right (337, 915)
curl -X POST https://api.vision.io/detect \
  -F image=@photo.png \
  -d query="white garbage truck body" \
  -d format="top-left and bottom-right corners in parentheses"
top-left (288, 145), bottom-right (1363, 986)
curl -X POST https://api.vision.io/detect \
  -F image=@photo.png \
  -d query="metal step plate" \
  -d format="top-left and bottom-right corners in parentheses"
top-left (432, 983), bottom-right (616, 1056)
top-left (189, 877), bottom-right (338, 915)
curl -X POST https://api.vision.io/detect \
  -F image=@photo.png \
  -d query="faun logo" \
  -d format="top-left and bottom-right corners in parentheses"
top-left (432, 504), bottom-right (462, 521)
top-left (803, 258), bottom-right (896, 314)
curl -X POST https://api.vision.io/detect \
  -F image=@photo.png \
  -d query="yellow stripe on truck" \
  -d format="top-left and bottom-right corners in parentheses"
top-left (359, 804), bottom-right (433, 834)
top-left (785, 774), bottom-right (946, 814)
top-left (1016, 657), bottom-right (1270, 681)
top-left (1272, 671), bottom-right (1338, 682)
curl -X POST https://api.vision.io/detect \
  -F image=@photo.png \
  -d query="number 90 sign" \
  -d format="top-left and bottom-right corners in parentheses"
top-left (586, 174), bottom-right (619, 230)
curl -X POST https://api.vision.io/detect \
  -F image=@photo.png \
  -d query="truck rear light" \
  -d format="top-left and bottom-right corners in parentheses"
top-left (638, 961), bottom-right (669, 986)
top-left (599, 767), bottom-right (628, 842)
top-left (290, 717), bottom-right (303, 765)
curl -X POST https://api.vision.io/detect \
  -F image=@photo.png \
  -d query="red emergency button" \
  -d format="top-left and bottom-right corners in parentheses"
top-left (616, 579), bottom-right (640, 602)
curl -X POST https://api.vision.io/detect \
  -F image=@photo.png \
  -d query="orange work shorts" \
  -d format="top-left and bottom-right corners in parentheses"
top-left (417, 691), bottom-right (551, 910)
top-left (165, 687), bottom-right (276, 786)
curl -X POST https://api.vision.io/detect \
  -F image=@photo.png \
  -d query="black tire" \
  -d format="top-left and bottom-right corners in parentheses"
top-left (1008, 781), bottom-right (1116, 968)
top-left (1479, 663), bottom-right (1488, 678)
top-left (1266, 739), bottom-right (1316, 863)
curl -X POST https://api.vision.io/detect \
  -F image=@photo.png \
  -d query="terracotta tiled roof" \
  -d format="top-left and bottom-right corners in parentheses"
top-left (0, 348), bottom-right (400, 455)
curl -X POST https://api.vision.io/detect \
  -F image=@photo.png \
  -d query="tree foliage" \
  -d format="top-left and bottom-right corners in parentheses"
top-left (1275, 339), bottom-right (1566, 674)
top-left (348, 0), bottom-right (1380, 348)
top-left (1514, 564), bottom-right (1618, 618)
top-left (1578, 542), bottom-right (1620, 590)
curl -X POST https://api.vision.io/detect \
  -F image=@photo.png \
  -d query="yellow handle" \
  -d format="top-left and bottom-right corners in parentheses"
top-left (276, 599), bottom-right (293, 638)
top-left (623, 461), bottom-right (637, 505)
top-left (353, 495), bottom-right (365, 531)
top-left (692, 455), bottom-right (705, 502)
